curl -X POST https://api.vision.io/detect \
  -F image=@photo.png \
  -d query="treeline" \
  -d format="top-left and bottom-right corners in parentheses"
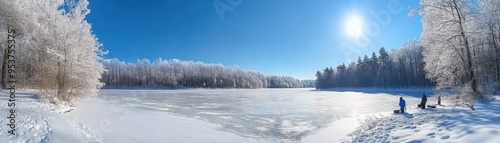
top-left (102, 58), bottom-right (308, 89)
top-left (316, 40), bottom-right (432, 88)
top-left (301, 79), bottom-right (316, 88)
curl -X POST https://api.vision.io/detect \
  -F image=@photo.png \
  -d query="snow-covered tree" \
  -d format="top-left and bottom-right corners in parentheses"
top-left (418, 0), bottom-right (494, 102)
top-left (267, 75), bottom-right (303, 88)
top-left (0, 0), bottom-right (105, 106)
top-left (0, 0), bottom-right (38, 89)
top-left (477, 0), bottom-right (500, 85)
top-left (391, 40), bottom-right (426, 87)
top-left (378, 47), bottom-right (391, 87)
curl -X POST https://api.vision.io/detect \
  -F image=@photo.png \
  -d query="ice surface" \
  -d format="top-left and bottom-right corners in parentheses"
top-left (97, 88), bottom-right (430, 142)
top-left (66, 98), bottom-right (263, 143)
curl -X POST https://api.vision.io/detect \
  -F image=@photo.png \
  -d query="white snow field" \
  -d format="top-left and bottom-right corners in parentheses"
top-left (348, 97), bottom-right (500, 143)
top-left (0, 90), bottom-right (99, 143)
top-left (1, 88), bottom-right (499, 143)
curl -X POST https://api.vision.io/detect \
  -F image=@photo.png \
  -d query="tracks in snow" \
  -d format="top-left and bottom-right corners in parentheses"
top-left (0, 92), bottom-right (100, 143)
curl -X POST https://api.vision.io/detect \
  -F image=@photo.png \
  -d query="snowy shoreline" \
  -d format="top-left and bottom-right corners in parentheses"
top-left (347, 98), bottom-right (500, 143)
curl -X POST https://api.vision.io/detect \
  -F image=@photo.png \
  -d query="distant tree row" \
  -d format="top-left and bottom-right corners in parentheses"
top-left (316, 40), bottom-right (433, 89)
top-left (300, 79), bottom-right (316, 88)
top-left (102, 58), bottom-right (306, 89)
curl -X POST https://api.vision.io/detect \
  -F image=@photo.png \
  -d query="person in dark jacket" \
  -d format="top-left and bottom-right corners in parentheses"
top-left (399, 97), bottom-right (406, 113)
top-left (421, 93), bottom-right (427, 109)
top-left (437, 96), bottom-right (441, 105)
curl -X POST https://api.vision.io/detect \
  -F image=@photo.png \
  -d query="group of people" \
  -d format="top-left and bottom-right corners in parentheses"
top-left (398, 93), bottom-right (440, 113)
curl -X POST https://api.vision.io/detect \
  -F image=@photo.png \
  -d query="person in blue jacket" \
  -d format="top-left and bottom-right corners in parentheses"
top-left (399, 97), bottom-right (406, 113)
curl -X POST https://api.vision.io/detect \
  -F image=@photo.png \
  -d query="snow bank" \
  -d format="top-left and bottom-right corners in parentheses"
top-left (346, 98), bottom-right (500, 143)
top-left (0, 90), bottom-right (99, 143)
top-left (302, 117), bottom-right (359, 142)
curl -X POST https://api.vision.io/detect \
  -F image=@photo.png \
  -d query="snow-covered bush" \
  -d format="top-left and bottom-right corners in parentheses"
top-left (357, 115), bottom-right (379, 131)
top-left (435, 81), bottom-right (495, 110)
top-left (476, 81), bottom-right (496, 100)
top-left (343, 115), bottom-right (380, 142)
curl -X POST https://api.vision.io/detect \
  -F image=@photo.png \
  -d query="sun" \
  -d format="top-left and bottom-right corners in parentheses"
top-left (345, 16), bottom-right (363, 38)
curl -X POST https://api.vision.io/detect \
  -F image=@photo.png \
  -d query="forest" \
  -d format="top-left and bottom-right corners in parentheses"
top-left (101, 58), bottom-right (309, 89)
top-left (316, 40), bottom-right (432, 88)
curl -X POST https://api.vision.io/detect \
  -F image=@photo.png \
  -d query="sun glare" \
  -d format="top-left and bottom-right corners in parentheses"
top-left (345, 16), bottom-right (363, 38)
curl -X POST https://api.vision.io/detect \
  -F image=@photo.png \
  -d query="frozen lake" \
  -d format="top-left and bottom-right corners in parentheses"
top-left (97, 88), bottom-right (433, 142)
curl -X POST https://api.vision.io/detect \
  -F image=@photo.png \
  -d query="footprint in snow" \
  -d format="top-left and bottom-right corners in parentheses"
top-left (441, 135), bottom-right (450, 140)
top-left (427, 132), bottom-right (436, 136)
top-left (385, 126), bottom-right (394, 131)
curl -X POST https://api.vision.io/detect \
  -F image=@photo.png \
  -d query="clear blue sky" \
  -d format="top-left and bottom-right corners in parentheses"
top-left (87, 0), bottom-right (422, 80)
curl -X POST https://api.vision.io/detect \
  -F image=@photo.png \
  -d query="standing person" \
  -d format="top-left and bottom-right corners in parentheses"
top-left (399, 97), bottom-right (406, 113)
top-left (437, 96), bottom-right (441, 105)
top-left (421, 93), bottom-right (427, 109)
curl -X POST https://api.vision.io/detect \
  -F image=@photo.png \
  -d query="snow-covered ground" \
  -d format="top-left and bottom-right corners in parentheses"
top-left (0, 90), bottom-right (99, 143)
top-left (346, 98), bottom-right (500, 143)
top-left (1, 88), bottom-right (499, 143)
